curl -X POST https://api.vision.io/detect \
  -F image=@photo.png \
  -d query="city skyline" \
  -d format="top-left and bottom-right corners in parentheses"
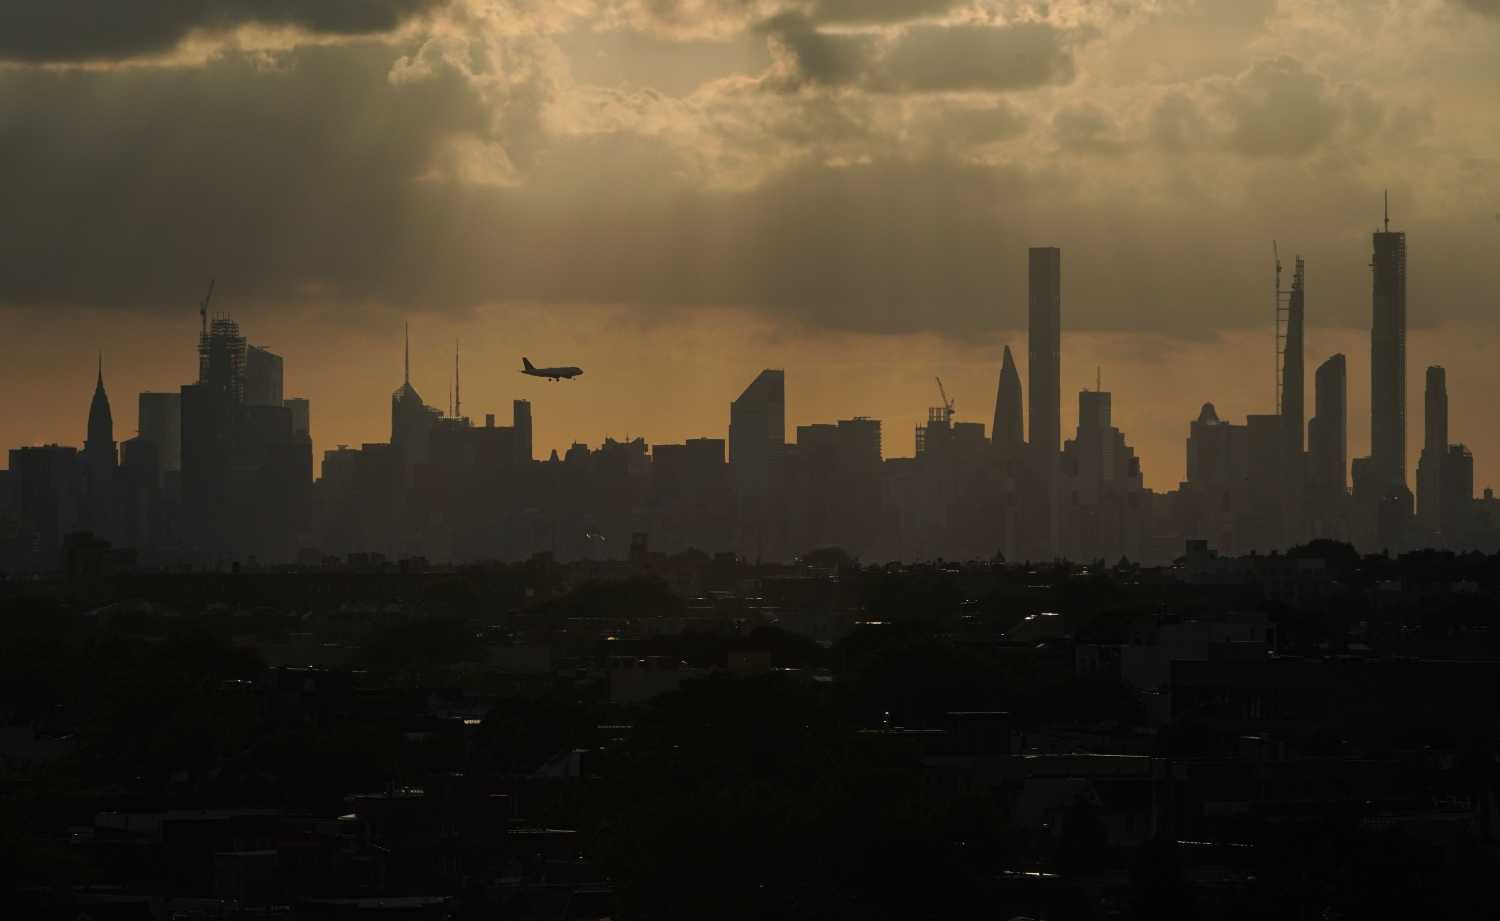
top-left (5, 6), bottom-right (1500, 917)
top-left (2, 2), bottom-right (1498, 502)
top-left (7, 217), bottom-right (1497, 568)
top-left (3, 280), bottom-right (1492, 498)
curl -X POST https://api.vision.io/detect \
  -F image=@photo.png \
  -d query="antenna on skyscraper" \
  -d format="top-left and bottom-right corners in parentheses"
top-left (404, 322), bottom-right (410, 386)
top-left (1384, 189), bottom-right (1389, 233)
top-left (454, 340), bottom-right (461, 420)
top-left (1096, 366), bottom-right (1101, 393)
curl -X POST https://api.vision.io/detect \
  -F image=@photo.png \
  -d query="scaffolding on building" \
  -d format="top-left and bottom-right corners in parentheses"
top-left (199, 316), bottom-right (246, 402)
top-left (1274, 242), bottom-right (1291, 414)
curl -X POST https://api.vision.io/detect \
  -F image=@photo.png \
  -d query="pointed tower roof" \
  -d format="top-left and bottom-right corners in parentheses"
top-left (394, 322), bottom-right (423, 405)
top-left (87, 352), bottom-right (114, 449)
top-left (992, 345), bottom-right (1024, 454)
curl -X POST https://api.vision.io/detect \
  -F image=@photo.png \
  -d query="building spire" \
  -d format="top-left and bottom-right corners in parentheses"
top-left (454, 339), bottom-right (461, 420)
top-left (1384, 189), bottom-right (1389, 233)
top-left (404, 322), bottom-right (410, 386)
top-left (97, 350), bottom-right (103, 385)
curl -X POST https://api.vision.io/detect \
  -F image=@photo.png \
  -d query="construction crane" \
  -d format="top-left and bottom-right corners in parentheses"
top-left (935, 376), bottom-right (955, 425)
top-left (199, 278), bottom-right (216, 336)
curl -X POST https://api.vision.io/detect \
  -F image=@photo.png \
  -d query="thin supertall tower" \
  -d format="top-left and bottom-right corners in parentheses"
top-left (1028, 247), bottom-right (1061, 457)
top-left (1276, 249), bottom-right (1305, 460)
top-left (1370, 192), bottom-right (1407, 491)
top-left (1417, 366), bottom-right (1447, 528)
top-left (1027, 246), bottom-right (1061, 556)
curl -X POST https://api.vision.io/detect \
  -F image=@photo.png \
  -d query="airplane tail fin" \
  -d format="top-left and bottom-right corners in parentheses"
top-left (522, 357), bottom-right (535, 371)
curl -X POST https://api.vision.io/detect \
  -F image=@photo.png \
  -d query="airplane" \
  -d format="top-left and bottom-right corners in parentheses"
top-left (521, 357), bottom-right (583, 381)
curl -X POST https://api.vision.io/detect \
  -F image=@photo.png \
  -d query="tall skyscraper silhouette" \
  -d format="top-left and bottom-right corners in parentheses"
top-left (1028, 248), bottom-right (1061, 457)
top-left (1370, 195), bottom-right (1407, 492)
top-left (1417, 365), bottom-right (1447, 529)
top-left (1282, 257), bottom-right (1305, 459)
top-left (1028, 247), bottom-right (1061, 554)
top-left (84, 356), bottom-right (116, 472)
top-left (991, 345), bottom-right (1023, 458)
top-left (82, 356), bottom-right (117, 537)
top-left (1423, 365), bottom-right (1448, 457)
top-left (1309, 354), bottom-right (1347, 493)
top-left (729, 369), bottom-right (785, 499)
top-left (729, 369), bottom-right (786, 559)
top-left (391, 324), bottom-right (439, 475)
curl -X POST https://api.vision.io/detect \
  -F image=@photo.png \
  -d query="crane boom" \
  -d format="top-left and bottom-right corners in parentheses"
top-left (935, 376), bottom-right (955, 422)
top-left (199, 278), bottom-right (215, 335)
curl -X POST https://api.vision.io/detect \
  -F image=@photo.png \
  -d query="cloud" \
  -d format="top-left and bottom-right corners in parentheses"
top-left (799, 0), bottom-right (963, 25)
top-left (912, 101), bottom-right (1029, 151)
top-left (1054, 104), bottom-right (1126, 155)
top-left (758, 12), bottom-right (875, 87)
top-left (874, 22), bottom-right (1081, 93)
top-left (1149, 92), bottom-right (1209, 152)
top-left (0, 0), bottom-right (1497, 349)
top-left (0, 0), bottom-right (446, 63)
top-left (1218, 56), bottom-right (1346, 157)
top-left (1454, 0), bottom-right (1500, 18)
top-left (761, 16), bottom-right (1082, 93)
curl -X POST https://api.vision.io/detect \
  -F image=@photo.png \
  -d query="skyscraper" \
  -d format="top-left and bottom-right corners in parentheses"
top-left (391, 324), bottom-right (439, 473)
top-left (83, 357), bottom-right (117, 536)
top-left (1370, 197), bottom-right (1407, 491)
top-left (138, 392), bottom-right (182, 474)
top-left (1417, 365), bottom-right (1447, 530)
top-left (284, 397), bottom-right (310, 440)
top-left (1028, 247), bottom-right (1061, 555)
top-left (729, 369), bottom-right (786, 558)
top-left (1028, 247), bottom-right (1061, 457)
top-left (1281, 256), bottom-right (1305, 459)
top-left (245, 345), bottom-right (285, 407)
top-left (84, 357), bottom-right (116, 472)
top-left (513, 399), bottom-right (533, 465)
top-left (1423, 365), bottom-right (1447, 457)
top-left (1308, 354), bottom-right (1347, 494)
top-left (729, 369), bottom-right (785, 499)
top-left (1441, 444), bottom-right (1474, 543)
top-left (991, 345), bottom-right (1023, 459)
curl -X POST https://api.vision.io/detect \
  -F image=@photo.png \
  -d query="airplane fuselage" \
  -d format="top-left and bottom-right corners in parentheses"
top-left (522, 365), bottom-right (583, 381)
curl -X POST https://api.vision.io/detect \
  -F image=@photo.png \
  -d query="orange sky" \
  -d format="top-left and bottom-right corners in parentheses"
top-left (3, 305), bottom-right (1493, 495)
top-left (2, 2), bottom-right (1497, 497)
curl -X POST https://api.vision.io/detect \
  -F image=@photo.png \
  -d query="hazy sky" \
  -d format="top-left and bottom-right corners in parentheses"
top-left (2, 1), bottom-right (1498, 490)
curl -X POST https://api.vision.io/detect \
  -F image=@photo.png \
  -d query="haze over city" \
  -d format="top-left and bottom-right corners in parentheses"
top-left (3, 0), bottom-right (1500, 492)
top-left (11, 6), bottom-right (1500, 921)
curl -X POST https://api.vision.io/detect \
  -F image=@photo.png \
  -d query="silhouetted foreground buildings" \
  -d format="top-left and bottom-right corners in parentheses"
top-left (6, 547), bottom-right (1500, 919)
top-left (3, 201), bottom-right (1496, 574)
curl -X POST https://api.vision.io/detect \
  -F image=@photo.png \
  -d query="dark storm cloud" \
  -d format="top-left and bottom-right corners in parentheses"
top-left (762, 17), bottom-right (1080, 93)
top-left (0, 42), bottom-right (490, 309)
top-left (0, 32), bottom-right (1491, 343)
top-left (0, 40), bottom-right (1107, 334)
top-left (0, 0), bottom-right (445, 63)
top-left (0, 33), bottom-right (1346, 342)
